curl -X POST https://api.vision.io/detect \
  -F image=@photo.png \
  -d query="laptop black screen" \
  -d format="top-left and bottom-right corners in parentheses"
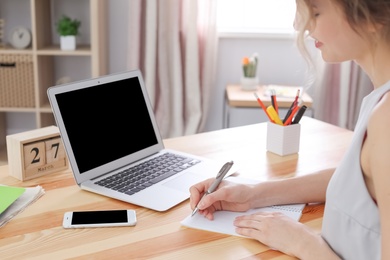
top-left (55, 76), bottom-right (158, 173)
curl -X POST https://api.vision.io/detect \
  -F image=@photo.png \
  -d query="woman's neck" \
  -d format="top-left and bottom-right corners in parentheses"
top-left (356, 42), bottom-right (390, 88)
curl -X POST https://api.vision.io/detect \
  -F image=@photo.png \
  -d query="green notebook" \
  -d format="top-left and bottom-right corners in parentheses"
top-left (0, 186), bottom-right (26, 214)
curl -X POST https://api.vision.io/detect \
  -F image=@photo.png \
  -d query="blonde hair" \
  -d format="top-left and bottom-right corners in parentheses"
top-left (295, 0), bottom-right (313, 66)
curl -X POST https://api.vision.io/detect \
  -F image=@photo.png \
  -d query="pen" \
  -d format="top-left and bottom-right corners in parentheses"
top-left (293, 89), bottom-right (300, 107)
top-left (282, 101), bottom-right (295, 123)
top-left (282, 89), bottom-right (300, 123)
top-left (283, 105), bottom-right (300, 126)
top-left (191, 161), bottom-right (234, 217)
top-left (253, 93), bottom-right (274, 123)
top-left (292, 105), bottom-right (307, 124)
top-left (270, 89), bottom-right (279, 115)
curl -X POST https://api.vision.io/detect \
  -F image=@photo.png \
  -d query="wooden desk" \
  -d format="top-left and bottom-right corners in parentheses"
top-left (224, 84), bottom-right (314, 128)
top-left (0, 117), bottom-right (352, 259)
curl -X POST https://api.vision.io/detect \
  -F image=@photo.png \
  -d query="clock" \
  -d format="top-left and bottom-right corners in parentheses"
top-left (9, 26), bottom-right (32, 49)
top-left (6, 126), bottom-right (69, 181)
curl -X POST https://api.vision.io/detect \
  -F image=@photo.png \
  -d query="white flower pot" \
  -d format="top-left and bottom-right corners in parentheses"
top-left (60, 35), bottom-right (76, 50)
top-left (241, 76), bottom-right (259, 91)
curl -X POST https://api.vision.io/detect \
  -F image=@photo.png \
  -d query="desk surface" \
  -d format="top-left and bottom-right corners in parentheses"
top-left (0, 117), bottom-right (352, 259)
top-left (226, 84), bottom-right (313, 108)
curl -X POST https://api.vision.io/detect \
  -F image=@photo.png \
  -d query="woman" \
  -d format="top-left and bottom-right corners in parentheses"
top-left (189, 0), bottom-right (390, 259)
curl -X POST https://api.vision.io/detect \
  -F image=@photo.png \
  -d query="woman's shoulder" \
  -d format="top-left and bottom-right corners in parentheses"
top-left (368, 90), bottom-right (390, 133)
top-left (373, 90), bottom-right (390, 115)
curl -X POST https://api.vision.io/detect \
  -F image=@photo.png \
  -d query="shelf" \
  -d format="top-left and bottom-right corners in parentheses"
top-left (0, 0), bottom-right (107, 146)
top-left (0, 46), bottom-right (92, 56)
top-left (37, 45), bottom-right (92, 56)
top-left (0, 46), bottom-right (33, 54)
top-left (0, 108), bottom-right (37, 113)
top-left (39, 104), bottom-right (53, 113)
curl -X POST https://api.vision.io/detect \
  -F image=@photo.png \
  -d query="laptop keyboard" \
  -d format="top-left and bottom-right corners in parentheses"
top-left (94, 152), bottom-right (200, 195)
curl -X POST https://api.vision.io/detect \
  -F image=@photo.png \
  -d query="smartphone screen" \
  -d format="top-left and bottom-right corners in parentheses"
top-left (63, 209), bottom-right (136, 228)
top-left (72, 210), bottom-right (129, 224)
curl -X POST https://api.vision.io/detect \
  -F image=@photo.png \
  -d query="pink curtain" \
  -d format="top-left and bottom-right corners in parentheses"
top-left (127, 0), bottom-right (218, 138)
top-left (313, 61), bottom-right (373, 130)
top-left (346, 62), bottom-right (373, 130)
top-left (313, 63), bottom-right (341, 126)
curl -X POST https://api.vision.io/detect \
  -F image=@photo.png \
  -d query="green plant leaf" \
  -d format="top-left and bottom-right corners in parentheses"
top-left (56, 15), bottom-right (81, 36)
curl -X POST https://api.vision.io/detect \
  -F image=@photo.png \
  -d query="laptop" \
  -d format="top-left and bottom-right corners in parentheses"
top-left (47, 69), bottom-right (227, 211)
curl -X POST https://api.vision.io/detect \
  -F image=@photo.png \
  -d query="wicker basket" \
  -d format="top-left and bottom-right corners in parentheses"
top-left (0, 54), bottom-right (35, 108)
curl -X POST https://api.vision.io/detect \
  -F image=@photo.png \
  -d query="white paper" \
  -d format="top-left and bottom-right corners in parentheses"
top-left (181, 176), bottom-right (305, 237)
top-left (0, 185), bottom-right (45, 227)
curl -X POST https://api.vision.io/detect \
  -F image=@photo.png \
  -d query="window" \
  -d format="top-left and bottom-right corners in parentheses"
top-left (217, 0), bottom-right (297, 35)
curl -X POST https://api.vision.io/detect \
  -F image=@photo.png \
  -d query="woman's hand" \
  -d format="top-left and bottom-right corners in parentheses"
top-left (189, 178), bottom-right (254, 220)
top-left (234, 212), bottom-right (307, 256)
top-left (234, 212), bottom-right (339, 259)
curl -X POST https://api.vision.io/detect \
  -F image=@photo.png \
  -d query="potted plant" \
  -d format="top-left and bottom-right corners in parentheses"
top-left (56, 15), bottom-right (81, 50)
top-left (241, 53), bottom-right (259, 91)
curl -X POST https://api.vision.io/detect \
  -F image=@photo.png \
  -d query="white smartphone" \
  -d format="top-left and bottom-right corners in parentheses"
top-left (62, 209), bottom-right (137, 228)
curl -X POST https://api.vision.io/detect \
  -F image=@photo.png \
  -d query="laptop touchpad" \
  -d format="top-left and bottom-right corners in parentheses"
top-left (163, 173), bottom-right (205, 193)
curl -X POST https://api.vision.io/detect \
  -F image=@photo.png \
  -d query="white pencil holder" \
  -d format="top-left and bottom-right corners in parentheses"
top-left (266, 122), bottom-right (301, 156)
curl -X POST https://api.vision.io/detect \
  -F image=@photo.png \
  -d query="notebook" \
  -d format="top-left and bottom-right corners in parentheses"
top-left (47, 69), bottom-right (226, 212)
top-left (181, 176), bottom-right (305, 237)
top-left (0, 186), bottom-right (26, 214)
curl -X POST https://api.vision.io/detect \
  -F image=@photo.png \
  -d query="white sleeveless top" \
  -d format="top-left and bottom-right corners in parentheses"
top-left (322, 81), bottom-right (390, 259)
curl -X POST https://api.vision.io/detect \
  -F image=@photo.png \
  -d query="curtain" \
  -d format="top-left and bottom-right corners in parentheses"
top-left (313, 59), bottom-right (373, 130)
top-left (127, 0), bottom-right (218, 138)
top-left (345, 62), bottom-right (373, 130)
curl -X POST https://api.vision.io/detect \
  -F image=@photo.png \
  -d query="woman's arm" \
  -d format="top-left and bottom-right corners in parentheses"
top-left (249, 168), bottom-right (335, 209)
top-left (190, 168), bottom-right (335, 220)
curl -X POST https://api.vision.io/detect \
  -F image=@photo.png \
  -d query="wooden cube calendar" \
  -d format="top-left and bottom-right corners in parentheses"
top-left (6, 126), bottom-right (68, 181)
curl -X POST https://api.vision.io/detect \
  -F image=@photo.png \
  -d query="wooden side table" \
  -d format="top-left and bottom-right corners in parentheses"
top-left (223, 84), bottom-right (314, 128)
